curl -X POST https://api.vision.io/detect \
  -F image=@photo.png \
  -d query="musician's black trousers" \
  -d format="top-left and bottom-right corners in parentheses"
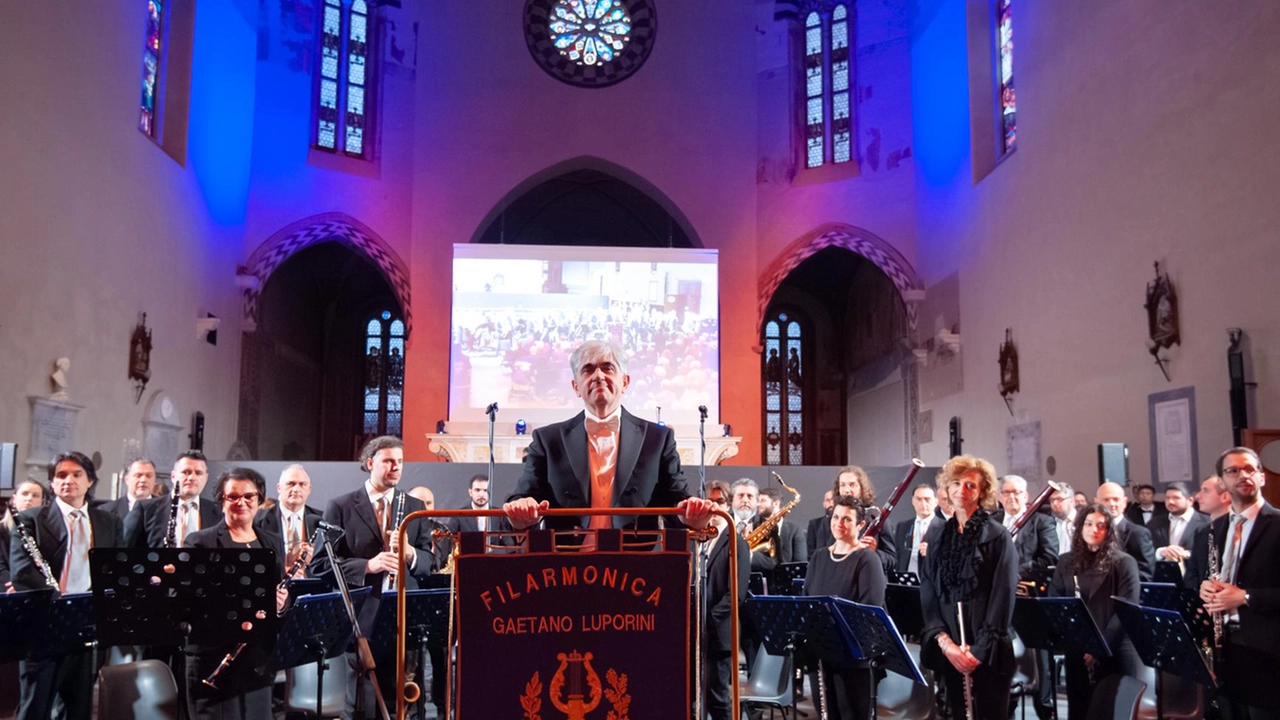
top-left (1061, 638), bottom-right (1140, 720)
top-left (16, 651), bottom-right (94, 720)
top-left (703, 647), bottom-right (735, 720)
top-left (935, 643), bottom-right (1015, 720)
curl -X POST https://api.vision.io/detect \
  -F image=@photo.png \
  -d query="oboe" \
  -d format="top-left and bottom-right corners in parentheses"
top-left (388, 492), bottom-right (407, 589)
top-left (203, 526), bottom-right (322, 690)
top-left (164, 480), bottom-right (181, 548)
top-left (957, 601), bottom-right (975, 720)
top-left (13, 516), bottom-right (60, 592)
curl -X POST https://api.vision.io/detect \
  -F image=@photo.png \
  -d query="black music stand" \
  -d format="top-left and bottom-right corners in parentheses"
top-left (751, 596), bottom-right (865, 719)
top-left (884, 583), bottom-right (924, 640)
top-left (1012, 596), bottom-right (1110, 717)
top-left (1139, 582), bottom-right (1215, 651)
top-left (1153, 561), bottom-right (1184, 585)
top-left (832, 597), bottom-right (926, 720)
top-left (773, 562), bottom-right (808, 596)
top-left (89, 548), bottom-right (280, 648)
top-left (267, 589), bottom-right (371, 719)
top-left (370, 589), bottom-right (452, 713)
top-left (0, 589), bottom-right (55, 663)
top-left (1113, 598), bottom-right (1217, 720)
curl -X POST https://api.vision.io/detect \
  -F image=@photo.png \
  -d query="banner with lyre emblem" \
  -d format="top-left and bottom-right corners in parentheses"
top-left (455, 546), bottom-right (691, 719)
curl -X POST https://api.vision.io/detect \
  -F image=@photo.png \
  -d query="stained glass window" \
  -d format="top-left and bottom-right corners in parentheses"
top-left (802, 5), bottom-right (854, 169)
top-left (997, 0), bottom-right (1016, 153)
top-left (315, 0), bottom-right (374, 157)
top-left (549, 0), bottom-right (632, 66)
top-left (138, 0), bottom-right (164, 137)
top-left (804, 12), bottom-right (824, 169)
top-left (763, 311), bottom-right (805, 465)
top-left (830, 5), bottom-right (851, 164)
top-left (362, 310), bottom-right (406, 441)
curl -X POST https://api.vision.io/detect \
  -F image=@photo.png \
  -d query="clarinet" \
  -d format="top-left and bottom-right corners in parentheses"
top-left (13, 516), bottom-right (60, 592)
top-left (1206, 524), bottom-right (1223, 672)
top-left (164, 480), bottom-right (181, 548)
top-left (203, 525), bottom-right (323, 689)
top-left (389, 492), bottom-right (407, 589)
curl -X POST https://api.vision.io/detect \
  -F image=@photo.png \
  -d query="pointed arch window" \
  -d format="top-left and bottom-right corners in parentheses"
top-left (362, 310), bottom-right (405, 440)
top-left (802, 3), bottom-right (854, 169)
top-left (316, 0), bottom-right (373, 157)
top-left (996, 0), bottom-right (1016, 154)
top-left (763, 311), bottom-right (806, 465)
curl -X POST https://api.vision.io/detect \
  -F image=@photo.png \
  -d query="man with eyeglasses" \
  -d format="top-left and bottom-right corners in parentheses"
top-left (700, 481), bottom-right (748, 720)
top-left (1200, 446), bottom-right (1280, 718)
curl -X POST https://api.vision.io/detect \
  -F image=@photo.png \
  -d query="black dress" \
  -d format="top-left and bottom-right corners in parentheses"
top-left (1048, 551), bottom-right (1141, 720)
top-left (805, 546), bottom-right (887, 720)
top-left (919, 510), bottom-right (1019, 720)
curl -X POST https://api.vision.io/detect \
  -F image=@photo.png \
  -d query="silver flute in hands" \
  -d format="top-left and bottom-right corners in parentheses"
top-left (957, 601), bottom-right (975, 720)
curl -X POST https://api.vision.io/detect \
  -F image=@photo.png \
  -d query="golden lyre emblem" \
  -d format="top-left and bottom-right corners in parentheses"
top-left (550, 651), bottom-right (601, 720)
top-left (521, 650), bottom-right (632, 720)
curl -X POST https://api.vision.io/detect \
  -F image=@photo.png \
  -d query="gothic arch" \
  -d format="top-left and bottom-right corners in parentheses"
top-left (241, 213), bottom-right (412, 334)
top-left (467, 155), bottom-right (704, 248)
top-left (758, 223), bottom-right (924, 333)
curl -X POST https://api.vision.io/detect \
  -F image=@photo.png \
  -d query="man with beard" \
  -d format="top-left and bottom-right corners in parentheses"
top-left (1200, 447), bottom-right (1280, 718)
top-left (1049, 482), bottom-right (1077, 558)
top-left (1150, 482), bottom-right (1209, 566)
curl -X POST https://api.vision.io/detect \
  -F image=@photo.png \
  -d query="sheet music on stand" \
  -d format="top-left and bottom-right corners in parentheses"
top-left (1113, 598), bottom-right (1217, 689)
top-left (772, 562), bottom-right (808, 596)
top-left (266, 588), bottom-right (372, 673)
top-left (750, 596), bottom-right (849, 669)
top-left (1011, 596), bottom-right (1111, 658)
top-left (0, 589), bottom-right (56, 663)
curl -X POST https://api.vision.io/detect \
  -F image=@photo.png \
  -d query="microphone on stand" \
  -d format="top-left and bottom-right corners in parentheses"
top-left (485, 402), bottom-right (498, 509)
top-left (697, 406), bottom-right (709, 498)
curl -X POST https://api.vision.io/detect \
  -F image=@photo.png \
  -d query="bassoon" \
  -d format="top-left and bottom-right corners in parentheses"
top-left (860, 459), bottom-right (925, 540)
top-left (1008, 480), bottom-right (1066, 538)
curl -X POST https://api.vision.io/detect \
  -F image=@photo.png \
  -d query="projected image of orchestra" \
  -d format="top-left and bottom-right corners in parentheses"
top-left (449, 247), bottom-right (720, 427)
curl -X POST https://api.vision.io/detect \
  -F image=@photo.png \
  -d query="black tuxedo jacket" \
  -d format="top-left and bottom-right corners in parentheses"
top-left (992, 510), bottom-right (1059, 581)
top-left (1209, 504), bottom-right (1280, 711)
top-left (1112, 517), bottom-right (1157, 581)
top-left (0, 524), bottom-right (11, 586)
top-left (254, 504), bottom-right (324, 543)
top-left (98, 497), bottom-right (138, 521)
top-left (123, 495), bottom-right (222, 548)
top-left (805, 512), bottom-right (829, 561)
top-left (1124, 503), bottom-right (1168, 528)
top-left (1148, 510), bottom-right (1209, 550)
top-left (509, 408), bottom-right (693, 531)
top-left (314, 488), bottom-right (440, 590)
top-left (446, 506), bottom-right (492, 534)
top-left (9, 504), bottom-right (124, 592)
top-left (803, 507), bottom-right (897, 571)
top-left (705, 526), bottom-right (749, 651)
top-left (892, 515), bottom-right (939, 573)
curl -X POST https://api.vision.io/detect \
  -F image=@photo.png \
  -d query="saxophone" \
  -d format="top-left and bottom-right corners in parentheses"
top-left (746, 472), bottom-right (801, 557)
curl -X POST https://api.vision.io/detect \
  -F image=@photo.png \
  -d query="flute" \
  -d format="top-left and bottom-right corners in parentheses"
top-left (957, 601), bottom-right (975, 720)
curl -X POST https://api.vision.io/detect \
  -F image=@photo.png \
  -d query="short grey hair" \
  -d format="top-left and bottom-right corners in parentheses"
top-left (1000, 475), bottom-right (1028, 493)
top-left (279, 464), bottom-right (310, 481)
top-left (568, 340), bottom-right (629, 377)
top-left (730, 478), bottom-right (759, 495)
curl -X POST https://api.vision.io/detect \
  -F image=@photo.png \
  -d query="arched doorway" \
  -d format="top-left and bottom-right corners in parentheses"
top-left (759, 225), bottom-right (924, 466)
top-left (238, 214), bottom-right (410, 460)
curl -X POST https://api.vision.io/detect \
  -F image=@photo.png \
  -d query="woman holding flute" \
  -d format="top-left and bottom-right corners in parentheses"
top-left (919, 455), bottom-right (1019, 720)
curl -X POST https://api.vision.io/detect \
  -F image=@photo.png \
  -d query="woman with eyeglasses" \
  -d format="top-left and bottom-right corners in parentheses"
top-left (1049, 503), bottom-right (1140, 720)
top-left (183, 467), bottom-right (291, 720)
top-left (920, 455), bottom-right (1019, 720)
top-left (803, 495), bottom-right (887, 719)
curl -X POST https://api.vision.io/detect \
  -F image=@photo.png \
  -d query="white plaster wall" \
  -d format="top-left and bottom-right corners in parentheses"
top-left (911, 1), bottom-right (1280, 487)
top-left (0, 0), bottom-right (254, 480)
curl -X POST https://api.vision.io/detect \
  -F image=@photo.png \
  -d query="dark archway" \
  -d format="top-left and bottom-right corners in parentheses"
top-left (472, 159), bottom-right (701, 248)
top-left (244, 242), bottom-right (403, 460)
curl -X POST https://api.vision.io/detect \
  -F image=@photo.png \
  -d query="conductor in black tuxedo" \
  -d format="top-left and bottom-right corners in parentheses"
top-left (123, 450), bottom-right (222, 548)
top-left (254, 464), bottom-right (323, 571)
top-left (316, 435), bottom-right (441, 720)
top-left (98, 457), bottom-right (157, 520)
top-left (1096, 481), bottom-right (1157, 581)
top-left (503, 339), bottom-right (716, 533)
top-left (1200, 447), bottom-right (1280, 718)
top-left (9, 451), bottom-right (124, 720)
top-left (892, 484), bottom-right (939, 575)
top-left (702, 481), bottom-right (749, 720)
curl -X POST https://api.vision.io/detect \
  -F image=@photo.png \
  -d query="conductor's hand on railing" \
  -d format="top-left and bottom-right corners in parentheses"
top-left (676, 497), bottom-right (715, 529)
top-left (503, 498), bottom-right (551, 530)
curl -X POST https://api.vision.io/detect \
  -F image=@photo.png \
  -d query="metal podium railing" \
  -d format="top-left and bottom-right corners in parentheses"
top-left (393, 506), bottom-right (739, 720)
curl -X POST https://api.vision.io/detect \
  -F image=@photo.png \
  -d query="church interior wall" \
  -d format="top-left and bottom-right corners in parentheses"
top-left (0, 0), bottom-right (256, 479)
top-left (910, 0), bottom-right (1280, 487)
top-left (400, 0), bottom-right (765, 460)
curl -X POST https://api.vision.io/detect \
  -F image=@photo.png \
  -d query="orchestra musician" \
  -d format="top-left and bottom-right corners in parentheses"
top-left (253, 464), bottom-right (322, 571)
top-left (2, 480), bottom-right (47, 588)
top-left (1048, 504), bottom-right (1140, 720)
top-left (919, 455), bottom-right (1019, 720)
top-left (123, 450), bottom-right (221, 548)
top-left (809, 466), bottom-right (897, 571)
top-left (805, 495), bottom-right (888, 720)
top-left (9, 452), bottom-right (124, 720)
top-left (183, 467), bottom-right (291, 720)
top-left (701, 481), bottom-right (749, 720)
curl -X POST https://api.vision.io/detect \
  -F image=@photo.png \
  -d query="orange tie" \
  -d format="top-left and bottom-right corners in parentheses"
top-left (375, 498), bottom-right (388, 550)
top-left (587, 425), bottom-right (618, 531)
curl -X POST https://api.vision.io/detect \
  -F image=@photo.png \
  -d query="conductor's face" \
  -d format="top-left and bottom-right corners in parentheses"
top-left (571, 352), bottom-right (630, 417)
